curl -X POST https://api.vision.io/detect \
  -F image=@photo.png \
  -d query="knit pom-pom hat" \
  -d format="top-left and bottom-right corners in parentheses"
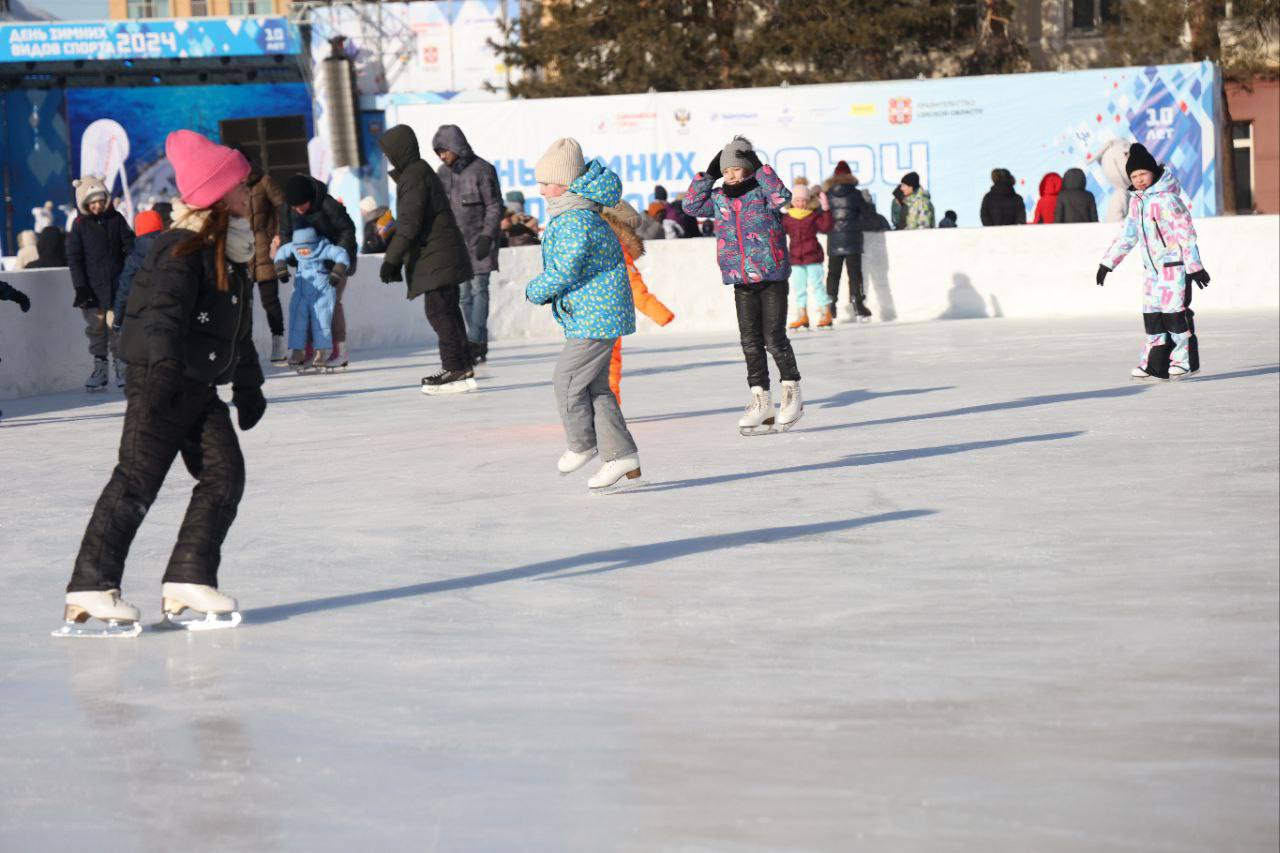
top-left (165, 130), bottom-right (250, 210)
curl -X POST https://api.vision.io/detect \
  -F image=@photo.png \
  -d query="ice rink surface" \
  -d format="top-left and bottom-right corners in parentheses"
top-left (1, 312), bottom-right (1277, 851)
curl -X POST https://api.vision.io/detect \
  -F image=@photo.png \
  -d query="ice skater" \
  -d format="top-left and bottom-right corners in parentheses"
top-left (782, 179), bottom-right (833, 331)
top-left (682, 135), bottom-right (803, 435)
top-left (274, 227), bottom-right (350, 373)
top-left (0, 280), bottom-right (32, 423)
top-left (1096, 142), bottom-right (1210, 380)
top-left (55, 130), bottom-right (266, 637)
top-left (525, 138), bottom-right (642, 491)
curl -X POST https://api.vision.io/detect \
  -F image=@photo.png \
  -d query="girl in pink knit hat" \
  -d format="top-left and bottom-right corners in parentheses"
top-left (56, 130), bottom-right (267, 638)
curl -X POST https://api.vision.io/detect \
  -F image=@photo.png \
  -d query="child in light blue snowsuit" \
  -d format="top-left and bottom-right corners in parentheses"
top-left (274, 227), bottom-right (350, 367)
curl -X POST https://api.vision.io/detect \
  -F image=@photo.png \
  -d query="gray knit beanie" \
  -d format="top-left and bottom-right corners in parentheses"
top-left (535, 138), bottom-right (586, 186)
top-left (720, 136), bottom-right (754, 172)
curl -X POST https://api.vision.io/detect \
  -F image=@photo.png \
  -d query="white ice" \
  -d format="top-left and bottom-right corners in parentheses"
top-left (1, 313), bottom-right (1277, 851)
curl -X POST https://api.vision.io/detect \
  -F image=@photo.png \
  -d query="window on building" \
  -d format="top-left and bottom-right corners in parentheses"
top-left (1231, 120), bottom-right (1255, 212)
top-left (1071, 0), bottom-right (1121, 31)
top-left (126, 0), bottom-right (171, 17)
top-left (219, 115), bottom-right (310, 190)
top-left (190, 0), bottom-right (209, 15)
top-left (229, 0), bottom-right (266, 14)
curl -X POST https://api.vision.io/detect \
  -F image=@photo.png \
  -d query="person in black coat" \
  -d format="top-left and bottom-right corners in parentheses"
top-left (378, 124), bottom-right (475, 391)
top-left (979, 168), bottom-right (1027, 226)
top-left (61, 130), bottom-right (265, 634)
top-left (28, 226), bottom-right (68, 268)
top-left (823, 161), bottom-right (872, 320)
top-left (284, 174), bottom-right (359, 367)
top-left (67, 175), bottom-right (134, 390)
top-left (1054, 167), bottom-right (1099, 224)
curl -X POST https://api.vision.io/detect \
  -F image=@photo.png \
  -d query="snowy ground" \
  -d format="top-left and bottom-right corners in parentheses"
top-left (1, 312), bottom-right (1277, 851)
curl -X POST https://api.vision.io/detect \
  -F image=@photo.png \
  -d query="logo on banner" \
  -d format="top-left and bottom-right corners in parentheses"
top-left (674, 109), bottom-right (691, 128)
top-left (888, 98), bottom-right (912, 125)
top-left (422, 46), bottom-right (439, 65)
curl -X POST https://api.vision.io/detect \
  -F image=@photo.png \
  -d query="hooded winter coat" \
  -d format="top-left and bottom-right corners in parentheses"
top-left (1054, 168), bottom-right (1098, 224)
top-left (28, 226), bottom-right (67, 268)
top-left (1032, 172), bottom-right (1062, 224)
top-left (67, 196), bottom-right (134, 307)
top-left (683, 165), bottom-right (792, 284)
top-left (525, 161), bottom-right (635, 340)
top-left (431, 125), bottom-right (503, 274)
top-left (118, 229), bottom-right (263, 389)
top-left (282, 175), bottom-right (358, 274)
top-left (275, 226), bottom-right (351, 351)
top-left (247, 169), bottom-right (288, 283)
top-left (1101, 168), bottom-right (1203, 276)
top-left (903, 189), bottom-right (935, 230)
top-left (782, 204), bottom-right (833, 266)
top-left (379, 125), bottom-right (472, 299)
top-left (979, 172), bottom-right (1025, 226)
top-left (823, 172), bottom-right (867, 256)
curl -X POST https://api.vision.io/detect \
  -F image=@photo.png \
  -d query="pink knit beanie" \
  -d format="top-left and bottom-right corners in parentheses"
top-left (165, 130), bottom-right (250, 210)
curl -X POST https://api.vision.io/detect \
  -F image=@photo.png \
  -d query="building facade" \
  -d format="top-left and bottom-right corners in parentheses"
top-left (108, 0), bottom-right (291, 19)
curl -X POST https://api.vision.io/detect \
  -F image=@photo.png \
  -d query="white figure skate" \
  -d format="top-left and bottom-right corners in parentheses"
top-left (155, 583), bottom-right (242, 631)
top-left (269, 335), bottom-right (288, 364)
top-left (588, 455), bottom-right (642, 491)
top-left (1168, 365), bottom-right (1190, 379)
top-left (777, 380), bottom-right (804, 431)
top-left (52, 589), bottom-right (142, 638)
top-left (558, 447), bottom-right (597, 474)
top-left (738, 386), bottom-right (775, 436)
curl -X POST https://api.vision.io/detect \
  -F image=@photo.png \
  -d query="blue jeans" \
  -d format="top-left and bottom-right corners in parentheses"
top-left (459, 272), bottom-right (491, 344)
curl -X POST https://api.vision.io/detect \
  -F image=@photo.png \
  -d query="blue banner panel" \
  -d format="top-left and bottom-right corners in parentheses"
top-left (0, 17), bottom-right (300, 63)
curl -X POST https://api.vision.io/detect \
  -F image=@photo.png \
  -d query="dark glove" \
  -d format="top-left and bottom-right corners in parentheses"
top-left (275, 261), bottom-right (290, 284)
top-left (232, 385), bottom-right (266, 431)
top-left (1188, 268), bottom-right (1210, 289)
top-left (1096, 264), bottom-right (1110, 287)
top-left (145, 360), bottom-right (185, 418)
top-left (328, 263), bottom-right (348, 288)
top-left (379, 260), bottom-right (403, 283)
top-left (742, 148), bottom-right (763, 172)
top-left (0, 282), bottom-right (30, 312)
top-left (287, 255), bottom-right (298, 268)
top-left (73, 287), bottom-right (99, 309)
top-left (474, 234), bottom-right (493, 261)
top-left (705, 152), bottom-right (722, 180)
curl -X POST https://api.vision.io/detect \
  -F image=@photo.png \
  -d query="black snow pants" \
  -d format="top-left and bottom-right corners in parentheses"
top-left (733, 280), bottom-right (801, 390)
top-left (826, 254), bottom-right (870, 317)
top-left (423, 284), bottom-right (471, 372)
top-left (256, 278), bottom-right (285, 337)
top-left (68, 366), bottom-right (245, 593)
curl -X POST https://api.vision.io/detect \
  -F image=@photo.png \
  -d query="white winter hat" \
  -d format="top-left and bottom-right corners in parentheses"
top-left (534, 137), bottom-right (585, 186)
top-left (73, 175), bottom-right (109, 213)
top-left (359, 195), bottom-right (378, 216)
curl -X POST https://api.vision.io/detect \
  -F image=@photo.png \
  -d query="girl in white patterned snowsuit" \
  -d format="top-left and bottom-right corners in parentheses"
top-left (274, 226), bottom-right (350, 372)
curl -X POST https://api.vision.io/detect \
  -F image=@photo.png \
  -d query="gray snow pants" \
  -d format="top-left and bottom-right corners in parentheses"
top-left (82, 307), bottom-right (118, 360)
top-left (553, 338), bottom-right (637, 462)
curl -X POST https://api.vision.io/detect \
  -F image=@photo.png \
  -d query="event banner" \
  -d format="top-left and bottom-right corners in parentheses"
top-left (0, 17), bottom-right (300, 63)
top-left (387, 62), bottom-right (1220, 223)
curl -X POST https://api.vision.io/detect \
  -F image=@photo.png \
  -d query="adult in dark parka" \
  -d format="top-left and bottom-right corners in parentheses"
top-left (283, 173), bottom-right (358, 368)
top-left (378, 124), bottom-right (475, 388)
top-left (823, 161), bottom-right (873, 320)
top-left (979, 168), bottom-right (1027, 226)
top-left (67, 175), bottom-right (134, 389)
top-left (1054, 167), bottom-right (1099, 224)
top-left (432, 124), bottom-right (503, 363)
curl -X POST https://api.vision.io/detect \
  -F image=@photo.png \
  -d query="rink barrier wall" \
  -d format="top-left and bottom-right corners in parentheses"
top-left (2, 215), bottom-right (1276, 400)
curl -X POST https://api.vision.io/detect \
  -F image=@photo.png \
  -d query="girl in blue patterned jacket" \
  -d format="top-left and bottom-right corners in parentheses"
top-left (684, 136), bottom-right (803, 435)
top-left (525, 138), bottom-right (641, 491)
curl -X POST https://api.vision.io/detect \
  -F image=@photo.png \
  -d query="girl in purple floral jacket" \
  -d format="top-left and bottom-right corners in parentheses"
top-left (684, 136), bottom-right (804, 435)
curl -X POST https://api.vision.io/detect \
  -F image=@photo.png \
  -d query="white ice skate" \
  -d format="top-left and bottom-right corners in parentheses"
top-left (588, 455), bottom-right (642, 491)
top-left (738, 386), bottom-right (775, 436)
top-left (52, 589), bottom-right (142, 638)
top-left (1168, 365), bottom-right (1190, 379)
top-left (327, 342), bottom-right (349, 371)
top-left (269, 335), bottom-right (288, 364)
top-left (312, 348), bottom-right (332, 374)
top-left (155, 583), bottom-right (241, 631)
top-left (777, 380), bottom-right (804, 431)
top-left (85, 357), bottom-right (109, 392)
top-left (1130, 366), bottom-right (1163, 380)
top-left (558, 447), bottom-right (597, 474)
top-left (289, 349), bottom-right (308, 374)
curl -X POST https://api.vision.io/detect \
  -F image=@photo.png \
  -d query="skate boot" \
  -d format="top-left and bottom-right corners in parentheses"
top-left (85, 357), bottom-right (109, 392)
top-left (270, 335), bottom-right (288, 364)
top-left (52, 589), bottom-right (142, 638)
top-left (815, 306), bottom-right (833, 329)
top-left (1168, 365), bottom-right (1190, 379)
top-left (468, 341), bottom-right (488, 365)
top-left (421, 368), bottom-right (477, 395)
top-left (1130, 366), bottom-right (1164, 380)
top-left (856, 304), bottom-right (873, 323)
top-left (833, 303), bottom-right (855, 325)
top-left (113, 357), bottom-right (126, 389)
top-left (326, 342), bottom-right (349, 371)
top-left (738, 386), bottom-right (775, 436)
top-left (289, 348), bottom-right (308, 374)
top-left (558, 447), bottom-right (597, 475)
top-left (787, 310), bottom-right (809, 332)
top-left (588, 454), bottom-right (642, 491)
top-left (312, 348), bottom-right (332, 374)
top-left (777, 380), bottom-right (804, 431)
top-left (156, 582), bottom-right (241, 631)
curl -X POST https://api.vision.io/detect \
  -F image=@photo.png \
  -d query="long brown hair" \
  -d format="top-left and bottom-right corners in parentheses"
top-left (174, 201), bottom-right (231, 291)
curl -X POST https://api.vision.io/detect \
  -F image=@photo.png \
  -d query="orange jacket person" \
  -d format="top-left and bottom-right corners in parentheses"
top-left (601, 200), bottom-right (674, 403)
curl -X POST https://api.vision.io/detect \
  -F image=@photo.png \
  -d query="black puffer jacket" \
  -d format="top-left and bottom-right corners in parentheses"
top-left (282, 175), bottom-right (358, 274)
top-left (379, 125), bottom-right (472, 299)
top-left (823, 174), bottom-right (867, 256)
top-left (67, 206), bottom-right (134, 306)
top-left (119, 230), bottom-right (263, 389)
top-left (432, 125), bottom-right (503, 275)
top-left (980, 172), bottom-right (1026, 226)
top-left (28, 227), bottom-right (68, 268)
top-left (1054, 168), bottom-right (1099, 224)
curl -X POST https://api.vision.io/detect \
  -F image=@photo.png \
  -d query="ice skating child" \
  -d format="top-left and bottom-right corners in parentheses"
top-left (1097, 142), bottom-right (1210, 380)
top-left (67, 174), bottom-right (134, 392)
top-left (525, 138), bottom-right (641, 490)
top-left (600, 199), bottom-right (675, 404)
top-left (781, 179), bottom-right (833, 331)
top-left (274, 226), bottom-right (350, 373)
top-left (682, 135), bottom-right (803, 435)
top-left (109, 209), bottom-right (165, 343)
top-left (0, 280), bottom-right (32, 422)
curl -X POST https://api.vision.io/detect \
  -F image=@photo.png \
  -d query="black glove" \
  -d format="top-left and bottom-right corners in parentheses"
top-left (1188, 268), bottom-right (1211, 289)
top-left (145, 360), bottom-right (185, 418)
top-left (73, 287), bottom-right (99, 309)
top-left (328, 262), bottom-right (348, 288)
top-left (232, 385), bottom-right (266, 431)
top-left (742, 148), bottom-right (763, 172)
top-left (474, 234), bottom-right (493, 261)
top-left (287, 255), bottom-right (298, 268)
top-left (275, 261), bottom-right (290, 284)
top-left (1096, 264), bottom-right (1110, 287)
top-left (379, 260), bottom-right (403, 283)
top-left (705, 152), bottom-right (722, 180)
top-left (0, 282), bottom-right (30, 312)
